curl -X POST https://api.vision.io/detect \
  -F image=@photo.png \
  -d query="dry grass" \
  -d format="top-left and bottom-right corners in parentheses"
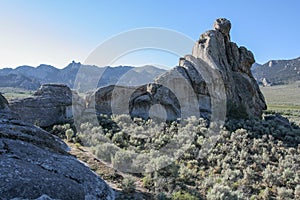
top-left (260, 81), bottom-right (300, 124)
top-left (260, 81), bottom-right (300, 108)
top-left (0, 87), bottom-right (33, 100)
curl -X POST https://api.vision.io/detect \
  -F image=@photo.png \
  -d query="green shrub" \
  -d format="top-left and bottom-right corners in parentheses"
top-left (206, 183), bottom-right (245, 200)
top-left (295, 185), bottom-right (300, 199)
top-left (155, 192), bottom-right (169, 200)
top-left (51, 123), bottom-right (71, 139)
top-left (142, 175), bottom-right (153, 190)
top-left (276, 187), bottom-right (294, 200)
top-left (65, 129), bottom-right (74, 141)
top-left (121, 177), bottom-right (136, 194)
top-left (112, 131), bottom-right (128, 148)
top-left (95, 143), bottom-right (120, 163)
top-left (112, 150), bottom-right (137, 172)
top-left (172, 191), bottom-right (198, 200)
top-left (259, 187), bottom-right (271, 200)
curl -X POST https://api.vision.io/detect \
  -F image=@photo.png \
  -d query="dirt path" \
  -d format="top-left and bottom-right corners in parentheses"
top-left (66, 142), bottom-right (154, 199)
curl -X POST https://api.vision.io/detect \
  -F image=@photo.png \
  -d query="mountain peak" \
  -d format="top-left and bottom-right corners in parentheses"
top-left (37, 64), bottom-right (55, 68)
top-left (36, 64), bottom-right (57, 71)
top-left (15, 65), bottom-right (35, 70)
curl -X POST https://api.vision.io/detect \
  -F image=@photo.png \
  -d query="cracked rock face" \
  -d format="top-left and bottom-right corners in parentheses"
top-left (0, 94), bottom-right (114, 200)
top-left (9, 84), bottom-right (73, 127)
top-left (93, 18), bottom-right (266, 120)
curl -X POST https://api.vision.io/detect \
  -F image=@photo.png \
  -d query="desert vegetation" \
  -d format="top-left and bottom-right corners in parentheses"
top-left (58, 112), bottom-right (300, 200)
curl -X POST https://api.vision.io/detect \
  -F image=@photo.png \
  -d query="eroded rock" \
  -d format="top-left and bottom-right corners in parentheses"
top-left (9, 84), bottom-right (73, 127)
top-left (0, 94), bottom-right (114, 200)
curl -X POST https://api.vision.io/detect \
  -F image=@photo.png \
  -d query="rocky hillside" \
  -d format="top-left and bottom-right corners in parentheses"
top-left (0, 62), bottom-right (166, 90)
top-left (252, 57), bottom-right (300, 85)
top-left (0, 74), bottom-right (41, 90)
top-left (0, 93), bottom-right (114, 200)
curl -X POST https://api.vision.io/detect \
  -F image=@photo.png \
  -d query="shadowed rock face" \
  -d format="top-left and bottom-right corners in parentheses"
top-left (0, 93), bottom-right (114, 200)
top-left (93, 18), bottom-right (266, 120)
top-left (9, 84), bottom-right (73, 127)
top-left (0, 93), bottom-right (9, 110)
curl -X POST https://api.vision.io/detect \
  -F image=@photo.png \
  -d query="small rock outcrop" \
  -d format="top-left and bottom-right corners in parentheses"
top-left (0, 93), bottom-right (114, 199)
top-left (261, 77), bottom-right (272, 87)
top-left (93, 18), bottom-right (267, 120)
top-left (9, 84), bottom-right (73, 127)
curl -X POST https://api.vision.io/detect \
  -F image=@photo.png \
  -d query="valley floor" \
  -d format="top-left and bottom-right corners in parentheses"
top-left (260, 81), bottom-right (300, 124)
top-left (260, 81), bottom-right (300, 108)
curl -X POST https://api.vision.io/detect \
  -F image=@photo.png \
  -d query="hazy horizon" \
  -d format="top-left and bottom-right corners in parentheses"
top-left (0, 60), bottom-right (172, 70)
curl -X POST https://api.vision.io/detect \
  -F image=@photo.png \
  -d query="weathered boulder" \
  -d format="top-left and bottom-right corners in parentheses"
top-left (9, 84), bottom-right (73, 127)
top-left (89, 84), bottom-right (181, 121)
top-left (130, 83), bottom-right (181, 120)
top-left (0, 94), bottom-right (114, 200)
top-left (92, 18), bottom-right (266, 120)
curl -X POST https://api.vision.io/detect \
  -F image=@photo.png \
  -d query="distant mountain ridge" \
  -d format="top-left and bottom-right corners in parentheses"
top-left (252, 57), bottom-right (300, 85)
top-left (2, 56), bottom-right (299, 91)
top-left (0, 61), bottom-right (166, 90)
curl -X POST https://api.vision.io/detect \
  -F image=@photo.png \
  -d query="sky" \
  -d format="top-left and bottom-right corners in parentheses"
top-left (0, 0), bottom-right (300, 69)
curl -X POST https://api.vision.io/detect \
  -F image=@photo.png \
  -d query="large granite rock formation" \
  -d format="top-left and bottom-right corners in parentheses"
top-left (190, 18), bottom-right (266, 118)
top-left (92, 18), bottom-right (266, 120)
top-left (0, 93), bottom-right (114, 200)
top-left (9, 84), bottom-right (73, 127)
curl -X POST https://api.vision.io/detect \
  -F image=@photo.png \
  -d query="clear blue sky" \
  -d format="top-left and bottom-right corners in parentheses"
top-left (1, 0), bottom-right (300, 69)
